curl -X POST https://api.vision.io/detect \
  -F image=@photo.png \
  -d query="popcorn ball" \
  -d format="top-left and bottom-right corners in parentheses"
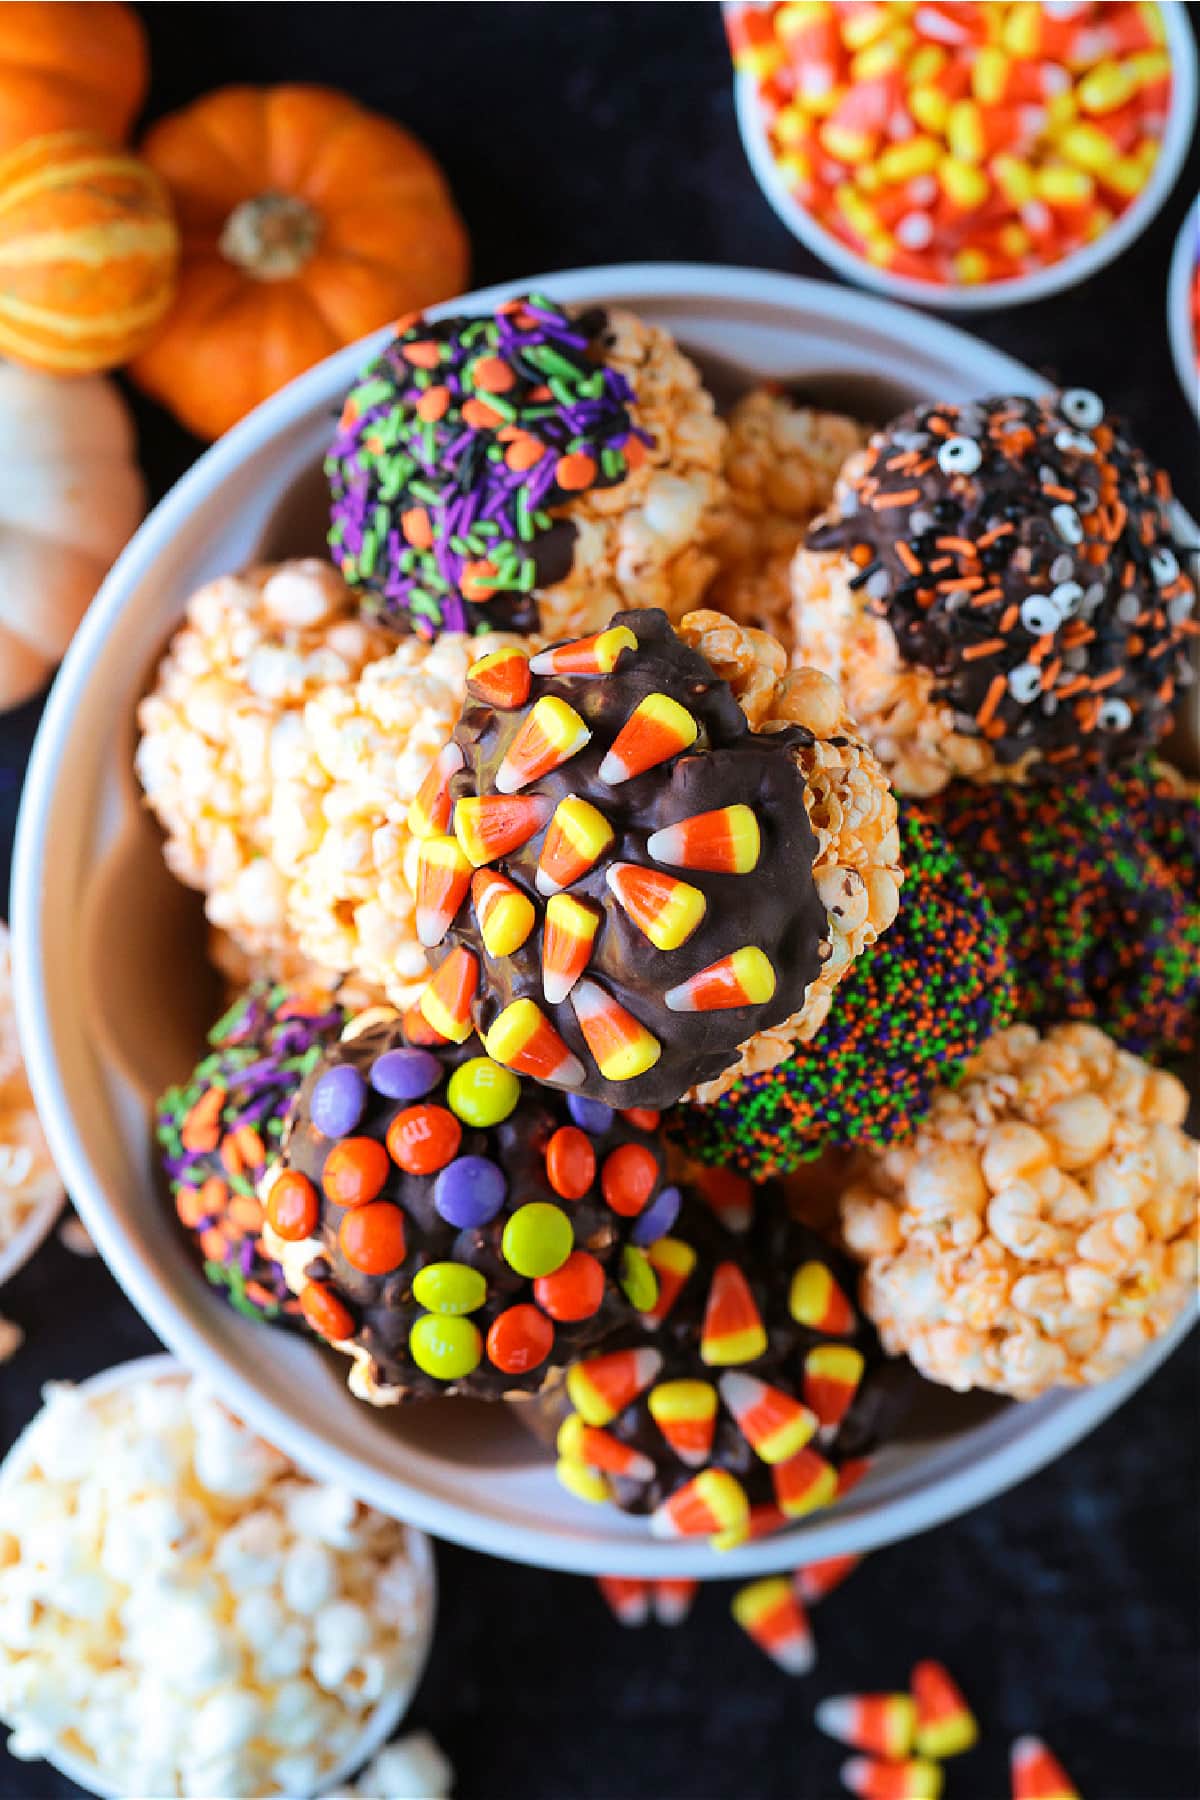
top-left (0, 924), bottom-right (61, 1258)
top-left (327, 293), bottom-right (727, 643)
top-left (794, 391), bottom-right (1197, 795)
top-left (0, 1371), bottom-right (434, 1799)
top-left (263, 1011), bottom-right (677, 1402)
top-left (416, 607), bottom-right (900, 1110)
top-left (840, 1022), bottom-right (1199, 1399)
top-left (136, 560), bottom-right (390, 958)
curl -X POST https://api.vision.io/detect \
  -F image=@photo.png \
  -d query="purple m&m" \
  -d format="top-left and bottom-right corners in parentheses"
top-left (434, 1155), bottom-right (507, 1229)
top-left (630, 1183), bottom-right (681, 1248)
top-left (311, 1065), bottom-right (367, 1138)
top-left (567, 1094), bottom-right (614, 1136)
top-left (370, 1047), bottom-right (442, 1101)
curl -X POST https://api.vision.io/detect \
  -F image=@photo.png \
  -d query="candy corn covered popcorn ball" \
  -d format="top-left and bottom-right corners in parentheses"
top-left (794, 390), bottom-right (1196, 795)
top-left (416, 607), bottom-right (901, 1109)
top-left (840, 1022), bottom-right (1199, 1400)
top-left (262, 1012), bottom-right (678, 1401)
top-left (326, 294), bottom-right (726, 643)
top-left (727, 1), bottom-right (1174, 291)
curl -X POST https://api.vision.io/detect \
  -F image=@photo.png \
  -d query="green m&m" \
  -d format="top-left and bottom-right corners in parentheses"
top-left (409, 1313), bottom-right (483, 1380)
top-left (412, 1261), bottom-right (488, 1316)
top-left (501, 1202), bottom-right (573, 1279)
top-left (445, 1056), bottom-right (521, 1128)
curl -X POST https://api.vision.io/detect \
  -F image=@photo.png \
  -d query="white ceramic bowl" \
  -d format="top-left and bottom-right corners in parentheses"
top-left (729, 0), bottom-right (1198, 311)
top-left (11, 263), bottom-right (1196, 1579)
top-left (0, 1355), bottom-right (436, 1799)
top-left (1167, 191), bottom-right (1200, 420)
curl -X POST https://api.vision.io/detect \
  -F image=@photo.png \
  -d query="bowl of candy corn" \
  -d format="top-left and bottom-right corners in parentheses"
top-left (1167, 191), bottom-right (1200, 419)
top-left (726, 0), bottom-right (1198, 309)
top-left (13, 262), bottom-right (1199, 1578)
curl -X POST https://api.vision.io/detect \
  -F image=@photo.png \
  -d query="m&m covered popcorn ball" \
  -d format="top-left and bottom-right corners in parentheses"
top-left (793, 390), bottom-right (1196, 794)
top-left (262, 1013), bottom-right (682, 1401)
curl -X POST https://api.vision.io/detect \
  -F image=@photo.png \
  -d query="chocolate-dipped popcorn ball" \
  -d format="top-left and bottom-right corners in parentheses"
top-left (262, 1014), bottom-right (681, 1401)
top-left (326, 294), bottom-right (726, 643)
top-left (414, 608), bottom-right (901, 1109)
top-left (926, 760), bottom-right (1200, 1066)
top-left (156, 982), bottom-right (346, 1322)
top-left (794, 392), bottom-right (1197, 795)
top-left (555, 1191), bottom-right (902, 1549)
top-left (136, 560), bottom-right (390, 961)
top-left (840, 1023), bottom-right (1199, 1400)
top-left (671, 806), bottom-right (1018, 1179)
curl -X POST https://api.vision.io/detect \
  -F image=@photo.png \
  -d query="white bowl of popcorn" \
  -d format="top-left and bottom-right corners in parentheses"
top-left (0, 1356), bottom-right (436, 1799)
top-left (11, 263), bottom-right (1197, 1578)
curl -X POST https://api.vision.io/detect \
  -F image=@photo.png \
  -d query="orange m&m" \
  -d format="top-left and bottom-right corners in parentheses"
top-left (266, 1169), bottom-right (319, 1242)
top-left (322, 1137), bottom-right (390, 1208)
top-left (534, 1250), bottom-right (605, 1321)
top-left (486, 1304), bottom-right (555, 1374)
top-left (545, 1126), bottom-right (596, 1201)
top-left (300, 1281), bottom-right (354, 1341)
top-left (386, 1104), bottom-right (462, 1175)
top-left (339, 1201), bottom-right (408, 1275)
top-left (601, 1143), bottom-right (659, 1217)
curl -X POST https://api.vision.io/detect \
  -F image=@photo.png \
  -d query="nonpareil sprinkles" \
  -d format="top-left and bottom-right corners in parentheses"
top-left (326, 294), bottom-right (654, 638)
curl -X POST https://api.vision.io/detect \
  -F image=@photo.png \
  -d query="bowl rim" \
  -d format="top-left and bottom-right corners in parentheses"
top-left (0, 1180), bottom-right (64, 1293)
top-left (726, 0), bottom-right (1199, 311)
top-left (11, 260), bottom-right (1196, 1578)
top-left (0, 1353), bottom-right (437, 1800)
top-left (1166, 189), bottom-right (1200, 421)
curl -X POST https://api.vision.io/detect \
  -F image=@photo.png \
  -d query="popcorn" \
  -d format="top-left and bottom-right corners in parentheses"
top-left (0, 1372), bottom-right (433, 1797)
top-left (0, 924), bottom-right (62, 1257)
top-left (840, 1024), bottom-right (1199, 1399)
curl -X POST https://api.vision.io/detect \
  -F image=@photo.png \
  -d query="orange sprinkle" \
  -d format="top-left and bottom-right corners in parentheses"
top-left (1055, 676), bottom-right (1090, 700)
top-left (1041, 657), bottom-right (1062, 689)
top-left (934, 537), bottom-right (977, 558)
top-left (975, 673), bottom-right (1006, 729)
top-left (1090, 667), bottom-right (1125, 692)
top-left (462, 397), bottom-right (504, 430)
top-left (872, 487), bottom-right (922, 510)
top-left (961, 638), bottom-right (1005, 660)
top-left (417, 386), bottom-right (450, 423)
top-left (402, 339), bottom-right (441, 369)
top-left (896, 542), bottom-right (922, 576)
top-left (181, 1088), bottom-right (225, 1154)
top-left (1040, 483), bottom-right (1076, 503)
top-left (472, 355), bottom-right (515, 393)
top-left (556, 451), bottom-right (598, 491)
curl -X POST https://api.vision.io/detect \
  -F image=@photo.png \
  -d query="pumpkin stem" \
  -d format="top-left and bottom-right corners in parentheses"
top-left (219, 192), bottom-right (321, 281)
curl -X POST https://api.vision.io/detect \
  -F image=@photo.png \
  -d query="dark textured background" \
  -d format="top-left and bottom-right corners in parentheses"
top-left (1, 6), bottom-right (1198, 1798)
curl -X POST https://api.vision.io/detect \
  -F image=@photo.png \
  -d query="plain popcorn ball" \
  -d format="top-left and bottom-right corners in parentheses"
top-left (0, 1371), bottom-right (434, 1798)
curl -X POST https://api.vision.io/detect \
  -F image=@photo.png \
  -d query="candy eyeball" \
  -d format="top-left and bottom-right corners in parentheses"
top-left (1050, 503), bottom-right (1084, 544)
top-left (1097, 696), bottom-right (1133, 733)
top-left (1054, 427), bottom-right (1097, 456)
top-left (1020, 595), bottom-right (1062, 637)
top-left (936, 436), bottom-right (982, 476)
top-left (1151, 547), bottom-right (1180, 587)
top-left (1007, 663), bottom-right (1043, 705)
top-left (1059, 388), bottom-right (1105, 430)
top-left (1049, 580), bottom-right (1084, 618)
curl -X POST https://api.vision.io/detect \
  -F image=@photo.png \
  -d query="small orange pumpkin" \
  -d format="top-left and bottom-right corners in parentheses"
top-left (0, 131), bottom-right (179, 374)
top-left (130, 84), bottom-right (471, 441)
top-left (0, 2), bottom-right (148, 156)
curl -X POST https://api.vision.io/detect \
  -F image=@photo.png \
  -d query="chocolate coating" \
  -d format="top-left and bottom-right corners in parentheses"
top-left (809, 391), bottom-right (1196, 768)
top-left (433, 608), bottom-right (828, 1107)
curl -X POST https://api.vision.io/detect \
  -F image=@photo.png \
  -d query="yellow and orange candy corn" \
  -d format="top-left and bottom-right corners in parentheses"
top-left (566, 1345), bottom-right (662, 1426)
top-left (732, 1576), bottom-right (815, 1676)
top-left (790, 1260), bottom-right (856, 1334)
top-left (647, 803), bottom-right (761, 874)
top-left (647, 1379), bottom-right (718, 1468)
top-left (471, 869), bottom-right (535, 957)
top-left (484, 998), bottom-right (584, 1087)
top-left (840, 1757), bottom-right (943, 1800)
top-left (466, 644), bottom-right (531, 711)
top-left (495, 695), bottom-right (591, 794)
top-left (407, 741), bottom-right (464, 840)
top-left (414, 834), bottom-right (472, 948)
top-left (454, 793), bottom-right (550, 866)
top-left (653, 1579), bottom-right (697, 1625)
top-left (598, 692), bottom-right (699, 785)
top-left (1010, 1736), bottom-right (1080, 1800)
top-left (804, 1344), bottom-right (866, 1435)
top-left (418, 947), bottom-right (478, 1044)
top-left (719, 1372), bottom-right (817, 1464)
top-left (542, 892), bottom-right (601, 1005)
top-left (596, 1575), bottom-right (649, 1627)
top-left (700, 1261), bottom-right (768, 1365)
top-left (796, 1554), bottom-right (862, 1604)
top-left (742, 1499), bottom-right (788, 1543)
top-left (530, 624), bottom-right (637, 676)
top-left (606, 862), bottom-right (706, 951)
top-left (641, 1236), bottom-right (697, 1326)
top-left (772, 1445), bottom-right (838, 1519)
top-left (815, 1691), bottom-right (916, 1760)
top-left (665, 946), bottom-right (777, 1012)
top-left (536, 795), bottom-right (614, 894)
top-left (694, 1166), bottom-right (754, 1234)
top-left (910, 1660), bottom-right (978, 1760)
top-left (557, 1412), bottom-right (655, 1483)
top-left (651, 1467), bottom-right (749, 1541)
top-left (571, 979), bottom-right (662, 1083)
top-left (556, 1459), bottom-right (612, 1506)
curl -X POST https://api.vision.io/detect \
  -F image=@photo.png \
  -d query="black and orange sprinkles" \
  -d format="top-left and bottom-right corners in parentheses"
top-left (808, 389), bottom-right (1196, 769)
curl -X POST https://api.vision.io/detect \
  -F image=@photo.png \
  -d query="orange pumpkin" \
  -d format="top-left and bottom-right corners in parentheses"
top-left (0, 3), bottom-right (148, 155)
top-left (130, 84), bottom-right (471, 441)
top-left (0, 132), bottom-right (179, 374)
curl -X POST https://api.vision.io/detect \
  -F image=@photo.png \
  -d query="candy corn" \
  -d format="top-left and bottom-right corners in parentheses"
top-left (700, 1262), bottom-right (768, 1365)
top-left (732, 1576), bottom-right (816, 1675)
top-left (471, 868), bottom-right (535, 957)
top-left (652, 1578), bottom-right (697, 1626)
top-left (598, 692), bottom-right (699, 784)
top-left (536, 795), bottom-right (614, 894)
top-left (530, 624), bottom-right (637, 676)
top-left (772, 1446), bottom-right (838, 1519)
top-left (796, 1554), bottom-right (863, 1604)
top-left (719, 1372), bottom-right (817, 1464)
top-left (495, 696), bottom-right (591, 793)
top-left (454, 793), bottom-right (550, 866)
top-left (606, 862), bottom-right (706, 951)
top-left (840, 1756), bottom-right (943, 1800)
top-left (542, 892), bottom-right (600, 1004)
top-left (641, 1235), bottom-right (697, 1326)
top-left (836, 1458), bottom-right (873, 1499)
top-left (818, 1692), bottom-right (916, 1760)
top-left (484, 998), bottom-right (585, 1087)
top-left (566, 1345), bottom-right (662, 1426)
top-left (646, 803), bottom-right (761, 874)
top-left (1010, 1736), bottom-right (1080, 1800)
top-left (406, 741), bottom-right (464, 840)
top-left (571, 979), bottom-right (662, 1083)
top-left (596, 1575), bottom-right (649, 1627)
top-left (912, 1661), bottom-right (978, 1760)
top-left (665, 946), bottom-right (777, 1012)
top-left (418, 948), bottom-right (478, 1043)
top-left (790, 1260), bottom-right (856, 1334)
top-left (414, 834), bottom-right (472, 947)
top-left (804, 1344), bottom-right (866, 1433)
top-left (650, 1468), bottom-right (749, 1540)
top-left (466, 644), bottom-right (531, 710)
top-left (742, 1499), bottom-right (789, 1542)
top-left (647, 1379), bottom-right (718, 1467)
top-left (557, 1412), bottom-right (655, 1482)
top-left (556, 1459), bottom-right (612, 1506)
top-left (694, 1166), bottom-right (754, 1234)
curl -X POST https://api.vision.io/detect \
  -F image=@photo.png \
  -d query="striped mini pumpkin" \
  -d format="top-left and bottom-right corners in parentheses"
top-left (0, 130), bottom-right (178, 373)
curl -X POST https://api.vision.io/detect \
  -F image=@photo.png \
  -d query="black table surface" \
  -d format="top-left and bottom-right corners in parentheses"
top-left (1, 6), bottom-right (1198, 1798)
